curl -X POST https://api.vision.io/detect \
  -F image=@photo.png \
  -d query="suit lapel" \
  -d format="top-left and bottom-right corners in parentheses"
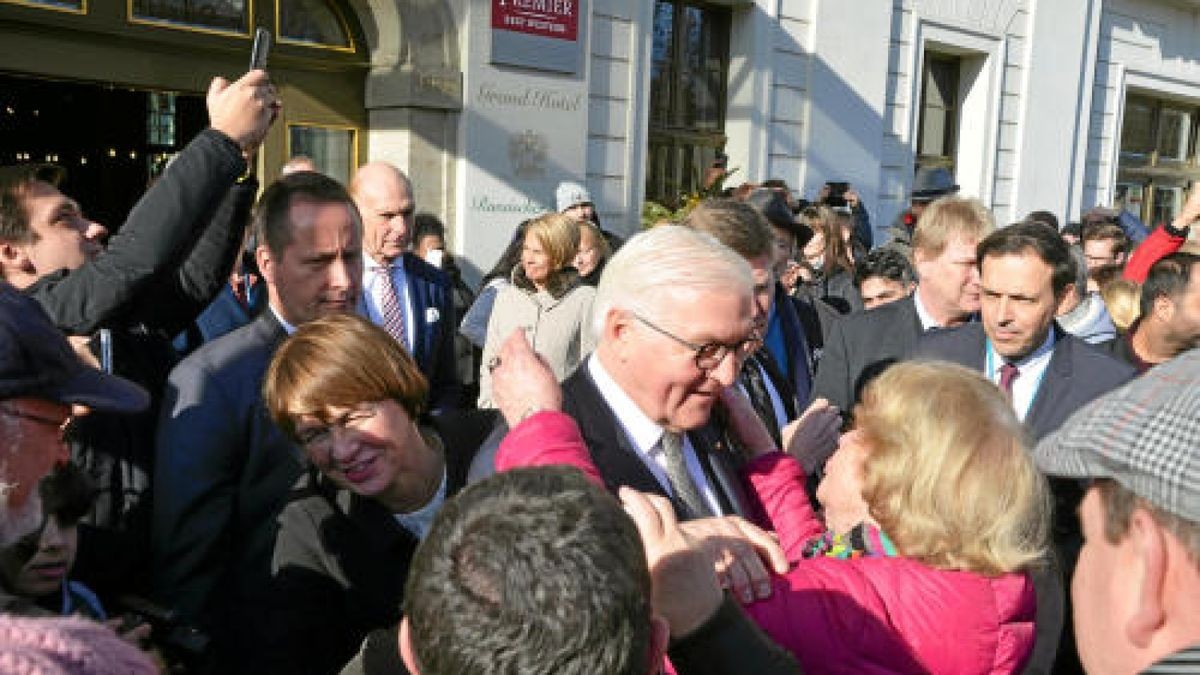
top-left (689, 425), bottom-right (754, 519)
top-left (402, 254), bottom-right (431, 370)
top-left (561, 366), bottom-right (675, 498)
top-left (1024, 328), bottom-right (1072, 440)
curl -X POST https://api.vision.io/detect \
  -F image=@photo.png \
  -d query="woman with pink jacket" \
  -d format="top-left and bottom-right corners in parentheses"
top-left (494, 343), bottom-right (1050, 674)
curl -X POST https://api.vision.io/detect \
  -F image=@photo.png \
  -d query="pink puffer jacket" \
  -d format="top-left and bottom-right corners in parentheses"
top-left (744, 455), bottom-right (1036, 674)
top-left (498, 413), bottom-right (1037, 674)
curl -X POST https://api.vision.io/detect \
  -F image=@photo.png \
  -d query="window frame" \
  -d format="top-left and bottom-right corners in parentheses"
top-left (645, 0), bottom-right (731, 207)
top-left (915, 52), bottom-right (962, 174)
top-left (1116, 91), bottom-right (1200, 225)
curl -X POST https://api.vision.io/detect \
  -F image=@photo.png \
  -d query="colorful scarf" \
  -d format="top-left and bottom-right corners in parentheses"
top-left (803, 522), bottom-right (898, 559)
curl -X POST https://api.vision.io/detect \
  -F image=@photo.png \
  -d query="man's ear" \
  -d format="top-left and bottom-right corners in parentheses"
top-left (647, 614), bottom-right (671, 673)
top-left (0, 241), bottom-right (32, 277)
top-left (1125, 508), bottom-right (1168, 648)
top-left (603, 308), bottom-right (634, 359)
top-left (398, 616), bottom-right (420, 674)
top-left (256, 245), bottom-right (275, 287)
top-left (1055, 283), bottom-right (1077, 315)
top-left (1152, 294), bottom-right (1176, 323)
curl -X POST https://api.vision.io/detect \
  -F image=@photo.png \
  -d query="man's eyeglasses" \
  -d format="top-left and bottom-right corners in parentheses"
top-left (634, 314), bottom-right (761, 371)
top-left (0, 405), bottom-right (79, 444)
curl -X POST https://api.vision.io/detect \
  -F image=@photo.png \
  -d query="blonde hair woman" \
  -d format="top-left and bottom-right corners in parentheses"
top-left (734, 361), bottom-right (1050, 673)
top-left (496, 358), bottom-right (1052, 673)
top-left (477, 213), bottom-right (596, 407)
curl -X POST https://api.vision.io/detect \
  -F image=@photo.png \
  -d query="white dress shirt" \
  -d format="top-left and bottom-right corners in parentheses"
top-left (587, 356), bottom-right (725, 516)
top-left (986, 331), bottom-right (1056, 421)
top-left (362, 253), bottom-right (416, 353)
top-left (913, 287), bottom-right (942, 331)
top-left (269, 305), bottom-right (298, 335)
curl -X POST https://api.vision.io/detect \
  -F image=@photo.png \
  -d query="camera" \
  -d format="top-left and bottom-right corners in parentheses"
top-left (113, 595), bottom-right (211, 673)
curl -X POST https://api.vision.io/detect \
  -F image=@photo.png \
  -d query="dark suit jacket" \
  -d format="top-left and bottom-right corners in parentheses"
top-left (770, 284), bottom-right (816, 407)
top-left (264, 411), bottom-right (490, 675)
top-left (812, 294), bottom-right (924, 411)
top-left (914, 323), bottom-right (1136, 674)
top-left (560, 361), bottom-right (755, 521)
top-left (151, 310), bottom-right (303, 673)
top-left (400, 253), bottom-right (460, 411)
top-left (913, 323), bottom-right (1136, 440)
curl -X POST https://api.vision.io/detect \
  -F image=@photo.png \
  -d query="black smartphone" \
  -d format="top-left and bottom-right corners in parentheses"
top-left (249, 28), bottom-right (272, 71)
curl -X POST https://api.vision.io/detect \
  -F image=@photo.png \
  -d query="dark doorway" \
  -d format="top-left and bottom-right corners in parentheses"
top-left (0, 73), bottom-right (205, 231)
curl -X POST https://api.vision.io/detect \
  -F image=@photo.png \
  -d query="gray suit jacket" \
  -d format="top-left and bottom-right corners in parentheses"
top-left (811, 294), bottom-right (924, 411)
top-left (151, 310), bottom-right (303, 673)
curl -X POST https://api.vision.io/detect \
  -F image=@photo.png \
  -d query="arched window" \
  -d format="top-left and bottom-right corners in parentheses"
top-left (279, 0), bottom-right (352, 50)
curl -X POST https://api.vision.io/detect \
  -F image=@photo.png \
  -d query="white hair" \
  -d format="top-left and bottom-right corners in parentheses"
top-left (591, 225), bottom-right (753, 335)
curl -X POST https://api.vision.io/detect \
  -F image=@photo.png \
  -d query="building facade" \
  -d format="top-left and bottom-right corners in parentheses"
top-left (1, 0), bottom-right (1198, 282)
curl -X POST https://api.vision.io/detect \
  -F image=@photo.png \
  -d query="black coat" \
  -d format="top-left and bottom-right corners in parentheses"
top-left (811, 294), bottom-right (924, 411)
top-left (26, 129), bottom-right (256, 596)
top-left (263, 412), bottom-right (491, 675)
top-left (559, 361), bottom-right (756, 520)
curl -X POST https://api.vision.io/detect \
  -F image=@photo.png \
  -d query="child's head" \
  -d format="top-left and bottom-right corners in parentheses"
top-left (0, 462), bottom-right (93, 599)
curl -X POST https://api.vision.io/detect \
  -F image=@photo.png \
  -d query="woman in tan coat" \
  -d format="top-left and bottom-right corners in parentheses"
top-left (477, 213), bottom-right (596, 408)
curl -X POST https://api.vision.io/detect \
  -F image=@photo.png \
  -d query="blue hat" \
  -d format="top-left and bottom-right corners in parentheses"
top-left (0, 284), bottom-right (148, 413)
top-left (911, 167), bottom-right (959, 201)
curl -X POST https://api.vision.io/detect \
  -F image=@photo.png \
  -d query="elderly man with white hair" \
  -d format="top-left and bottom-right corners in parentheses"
top-left (552, 225), bottom-right (761, 521)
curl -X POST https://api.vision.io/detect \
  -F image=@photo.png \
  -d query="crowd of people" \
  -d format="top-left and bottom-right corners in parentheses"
top-left (0, 68), bottom-right (1197, 675)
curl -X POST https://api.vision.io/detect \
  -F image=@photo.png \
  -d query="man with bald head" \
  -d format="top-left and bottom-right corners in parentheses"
top-left (350, 162), bottom-right (459, 410)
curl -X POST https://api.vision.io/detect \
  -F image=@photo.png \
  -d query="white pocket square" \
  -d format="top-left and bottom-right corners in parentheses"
top-left (425, 307), bottom-right (441, 324)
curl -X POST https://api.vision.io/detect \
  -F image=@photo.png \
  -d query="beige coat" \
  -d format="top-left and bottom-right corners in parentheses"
top-left (477, 278), bottom-right (596, 409)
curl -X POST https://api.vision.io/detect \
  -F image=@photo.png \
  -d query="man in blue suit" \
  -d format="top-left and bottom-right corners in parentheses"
top-left (152, 172), bottom-right (363, 672)
top-left (351, 162), bottom-right (460, 410)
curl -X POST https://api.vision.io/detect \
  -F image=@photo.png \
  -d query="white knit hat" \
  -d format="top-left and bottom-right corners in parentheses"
top-left (555, 181), bottom-right (592, 212)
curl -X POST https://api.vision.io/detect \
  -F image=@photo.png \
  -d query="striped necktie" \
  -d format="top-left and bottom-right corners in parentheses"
top-left (376, 265), bottom-right (408, 349)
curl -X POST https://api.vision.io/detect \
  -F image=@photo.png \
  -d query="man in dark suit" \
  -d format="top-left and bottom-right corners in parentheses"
top-left (151, 172), bottom-right (363, 673)
top-left (915, 221), bottom-right (1136, 675)
top-left (680, 198), bottom-right (833, 449)
top-left (350, 162), bottom-right (459, 411)
top-left (558, 225), bottom-right (762, 521)
top-left (813, 196), bottom-right (995, 411)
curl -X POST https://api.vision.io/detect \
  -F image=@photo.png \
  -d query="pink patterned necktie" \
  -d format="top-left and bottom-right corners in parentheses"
top-left (376, 265), bottom-right (407, 348)
top-left (999, 362), bottom-right (1020, 395)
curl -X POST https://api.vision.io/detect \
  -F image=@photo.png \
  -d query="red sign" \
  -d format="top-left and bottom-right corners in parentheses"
top-left (492, 0), bottom-right (578, 42)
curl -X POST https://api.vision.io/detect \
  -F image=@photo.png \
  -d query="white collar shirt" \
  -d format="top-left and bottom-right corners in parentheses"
top-left (587, 356), bottom-right (725, 516)
top-left (987, 330), bottom-right (1057, 421)
top-left (912, 287), bottom-right (942, 331)
top-left (269, 305), bottom-right (298, 335)
top-left (362, 253), bottom-right (416, 353)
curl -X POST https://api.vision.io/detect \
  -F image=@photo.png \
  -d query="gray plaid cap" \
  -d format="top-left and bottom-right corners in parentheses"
top-left (1033, 348), bottom-right (1200, 523)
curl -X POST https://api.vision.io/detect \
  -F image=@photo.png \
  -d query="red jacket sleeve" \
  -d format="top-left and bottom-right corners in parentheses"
top-left (1124, 224), bottom-right (1187, 283)
top-left (495, 411), bottom-right (604, 486)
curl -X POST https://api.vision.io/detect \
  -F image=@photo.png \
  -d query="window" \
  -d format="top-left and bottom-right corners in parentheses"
top-left (916, 53), bottom-right (961, 173)
top-left (279, 0), bottom-right (352, 49)
top-left (130, 0), bottom-right (249, 33)
top-left (2, 0), bottom-right (84, 13)
top-left (288, 124), bottom-right (356, 185)
top-left (646, 1), bottom-right (730, 207)
top-left (1116, 93), bottom-right (1200, 224)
